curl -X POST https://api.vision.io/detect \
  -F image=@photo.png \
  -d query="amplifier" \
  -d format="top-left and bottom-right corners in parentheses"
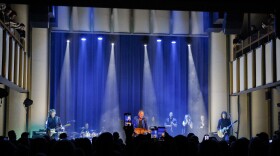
top-left (32, 131), bottom-right (47, 138)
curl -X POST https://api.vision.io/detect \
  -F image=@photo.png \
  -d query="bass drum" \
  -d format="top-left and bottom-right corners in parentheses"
top-left (81, 131), bottom-right (92, 138)
top-left (91, 132), bottom-right (99, 137)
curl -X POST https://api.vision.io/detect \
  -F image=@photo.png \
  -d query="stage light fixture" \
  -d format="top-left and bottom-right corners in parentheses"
top-left (66, 40), bottom-right (70, 43)
top-left (157, 39), bottom-right (162, 42)
top-left (111, 43), bottom-right (115, 46)
top-left (144, 44), bottom-right (147, 47)
top-left (23, 98), bottom-right (33, 107)
top-left (81, 37), bottom-right (86, 41)
top-left (188, 43), bottom-right (191, 47)
top-left (98, 37), bottom-right (103, 41)
top-left (171, 41), bottom-right (176, 44)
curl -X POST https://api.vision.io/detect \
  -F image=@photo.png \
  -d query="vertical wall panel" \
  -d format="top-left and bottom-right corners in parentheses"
top-left (276, 38), bottom-right (280, 81)
top-left (191, 11), bottom-right (205, 34)
top-left (16, 45), bottom-right (20, 85)
top-left (72, 7), bottom-right (91, 31)
top-left (151, 10), bottom-right (170, 34)
top-left (25, 53), bottom-right (28, 89)
top-left (240, 56), bottom-right (246, 91)
top-left (133, 9), bottom-right (150, 33)
top-left (172, 11), bottom-right (190, 34)
top-left (0, 26), bottom-right (3, 75)
top-left (5, 32), bottom-right (9, 79)
top-left (272, 88), bottom-right (280, 133)
top-left (30, 28), bottom-right (48, 134)
top-left (52, 6), bottom-right (70, 31)
top-left (209, 32), bottom-right (228, 132)
top-left (247, 51), bottom-right (254, 89)
top-left (230, 96), bottom-right (239, 137)
top-left (7, 90), bottom-right (27, 139)
top-left (93, 8), bottom-right (111, 32)
top-left (256, 46), bottom-right (263, 87)
top-left (251, 89), bottom-right (269, 136)
top-left (239, 94), bottom-right (250, 138)
top-left (233, 60), bottom-right (237, 93)
top-left (113, 8), bottom-right (130, 33)
top-left (10, 39), bottom-right (15, 82)
top-left (21, 49), bottom-right (24, 87)
top-left (0, 84), bottom-right (5, 135)
top-left (265, 41), bottom-right (273, 84)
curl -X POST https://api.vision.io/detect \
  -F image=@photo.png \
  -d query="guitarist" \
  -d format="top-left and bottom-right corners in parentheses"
top-left (217, 111), bottom-right (232, 142)
top-left (46, 109), bottom-right (63, 139)
top-left (132, 110), bottom-right (149, 135)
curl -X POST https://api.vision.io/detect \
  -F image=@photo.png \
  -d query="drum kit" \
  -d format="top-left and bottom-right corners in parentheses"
top-left (80, 130), bottom-right (99, 139)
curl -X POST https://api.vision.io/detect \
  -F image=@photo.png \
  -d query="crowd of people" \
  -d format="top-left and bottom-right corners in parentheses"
top-left (0, 127), bottom-right (280, 156)
top-left (0, 3), bottom-right (26, 39)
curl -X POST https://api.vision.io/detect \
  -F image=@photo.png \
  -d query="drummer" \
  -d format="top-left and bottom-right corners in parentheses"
top-left (81, 123), bottom-right (90, 137)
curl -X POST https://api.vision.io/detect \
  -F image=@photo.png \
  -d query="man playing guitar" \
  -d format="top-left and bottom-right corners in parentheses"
top-left (46, 109), bottom-right (64, 139)
top-left (133, 110), bottom-right (150, 135)
top-left (164, 112), bottom-right (177, 136)
top-left (217, 111), bottom-right (232, 142)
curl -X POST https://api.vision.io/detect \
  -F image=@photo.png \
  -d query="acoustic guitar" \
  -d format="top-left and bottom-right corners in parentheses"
top-left (217, 120), bottom-right (238, 138)
top-left (133, 128), bottom-right (151, 135)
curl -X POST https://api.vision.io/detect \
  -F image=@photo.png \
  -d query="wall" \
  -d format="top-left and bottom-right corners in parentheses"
top-left (238, 94), bottom-right (250, 138)
top-left (2, 4), bottom-right (29, 138)
top-left (230, 96), bottom-right (238, 136)
top-left (209, 32), bottom-right (228, 132)
top-left (29, 28), bottom-right (49, 135)
top-left (272, 88), bottom-right (280, 133)
top-left (7, 90), bottom-right (27, 138)
top-left (0, 84), bottom-right (6, 136)
top-left (251, 89), bottom-right (269, 136)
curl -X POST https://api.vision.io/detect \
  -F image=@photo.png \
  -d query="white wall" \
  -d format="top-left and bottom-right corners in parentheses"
top-left (230, 96), bottom-right (238, 137)
top-left (7, 90), bottom-right (27, 138)
top-left (238, 94), bottom-right (250, 138)
top-left (30, 28), bottom-right (48, 134)
top-left (272, 88), bottom-right (280, 133)
top-left (251, 89), bottom-right (268, 136)
top-left (0, 85), bottom-right (5, 136)
top-left (209, 32), bottom-right (228, 132)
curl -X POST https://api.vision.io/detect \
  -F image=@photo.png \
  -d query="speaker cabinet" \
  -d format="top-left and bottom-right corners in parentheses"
top-left (223, 12), bottom-right (244, 34)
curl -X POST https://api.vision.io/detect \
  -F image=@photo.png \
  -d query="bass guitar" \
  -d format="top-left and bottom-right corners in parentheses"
top-left (217, 120), bottom-right (238, 138)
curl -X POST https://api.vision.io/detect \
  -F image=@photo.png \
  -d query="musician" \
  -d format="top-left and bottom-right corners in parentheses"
top-left (199, 115), bottom-right (206, 129)
top-left (182, 114), bottom-right (193, 135)
top-left (81, 123), bottom-right (91, 138)
top-left (164, 112), bottom-right (177, 135)
top-left (81, 123), bottom-right (90, 133)
top-left (133, 110), bottom-right (148, 130)
top-left (46, 109), bottom-right (63, 139)
top-left (217, 111), bottom-right (232, 142)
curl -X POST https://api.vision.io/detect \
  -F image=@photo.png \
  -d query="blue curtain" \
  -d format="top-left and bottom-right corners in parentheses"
top-left (50, 32), bottom-right (208, 137)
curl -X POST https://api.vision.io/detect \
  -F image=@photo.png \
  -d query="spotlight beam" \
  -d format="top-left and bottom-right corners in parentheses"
top-left (142, 44), bottom-right (158, 126)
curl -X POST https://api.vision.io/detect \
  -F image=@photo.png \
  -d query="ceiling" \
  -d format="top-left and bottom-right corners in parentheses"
top-left (3, 0), bottom-right (279, 13)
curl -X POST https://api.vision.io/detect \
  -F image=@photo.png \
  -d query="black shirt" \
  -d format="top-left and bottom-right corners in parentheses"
top-left (138, 120), bottom-right (143, 128)
top-left (46, 116), bottom-right (61, 130)
top-left (217, 118), bottom-right (231, 135)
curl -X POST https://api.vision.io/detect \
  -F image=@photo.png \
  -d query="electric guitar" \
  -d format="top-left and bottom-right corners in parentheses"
top-left (217, 120), bottom-right (238, 138)
top-left (49, 124), bottom-right (71, 136)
